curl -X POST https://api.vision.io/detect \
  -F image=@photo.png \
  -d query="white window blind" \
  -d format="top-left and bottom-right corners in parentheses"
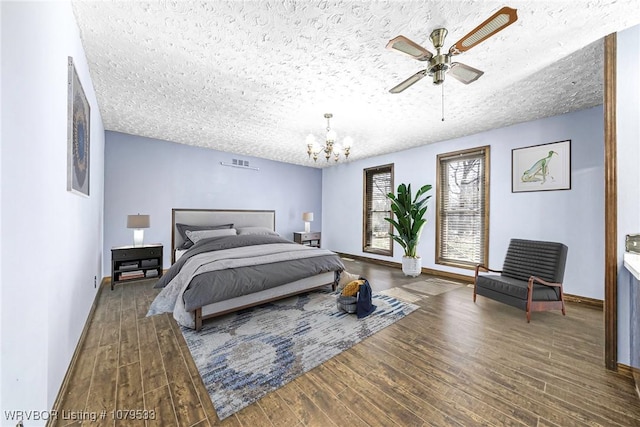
top-left (437, 147), bottom-right (489, 267)
top-left (363, 164), bottom-right (394, 255)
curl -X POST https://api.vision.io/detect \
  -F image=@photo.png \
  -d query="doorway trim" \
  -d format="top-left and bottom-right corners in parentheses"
top-left (604, 33), bottom-right (617, 371)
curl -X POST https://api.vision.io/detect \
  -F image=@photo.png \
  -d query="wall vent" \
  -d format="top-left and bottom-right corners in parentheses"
top-left (220, 158), bottom-right (259, 171)
top-left (232, 158), bottom-right (250, 167)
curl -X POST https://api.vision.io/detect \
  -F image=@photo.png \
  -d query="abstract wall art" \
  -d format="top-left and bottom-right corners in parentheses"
top-left (67, 56), bottom-right (90, 196)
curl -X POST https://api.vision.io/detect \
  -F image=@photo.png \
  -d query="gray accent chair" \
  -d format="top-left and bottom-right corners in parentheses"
top-left (473, 238), bottom-right (568, 322)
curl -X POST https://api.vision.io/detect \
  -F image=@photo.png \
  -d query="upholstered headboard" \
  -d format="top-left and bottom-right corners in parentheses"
top-left (171, 209), bottom-right (276, 262)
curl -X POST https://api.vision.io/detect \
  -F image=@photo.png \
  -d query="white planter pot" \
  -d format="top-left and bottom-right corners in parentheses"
top-left (402, 256), bottom-right (422, 277)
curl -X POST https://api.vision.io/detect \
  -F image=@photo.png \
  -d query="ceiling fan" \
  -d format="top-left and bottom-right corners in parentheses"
top-left (386, 6), bottom-right (518, 93)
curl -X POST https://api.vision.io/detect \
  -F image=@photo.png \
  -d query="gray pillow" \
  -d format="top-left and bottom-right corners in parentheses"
top-left (185, 228), bottom-right (237, 244)
top-left (176, 223), bottom-right (234, 248)
top-left (236, 226), bottom-right (279, 236)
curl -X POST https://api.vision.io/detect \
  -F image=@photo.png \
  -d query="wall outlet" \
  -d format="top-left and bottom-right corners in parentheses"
top-left (94, 276), bottom-right (97, 288)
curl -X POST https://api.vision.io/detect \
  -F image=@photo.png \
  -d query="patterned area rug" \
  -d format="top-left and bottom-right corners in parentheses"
top-left (181, 290), bottom-right (418, 420)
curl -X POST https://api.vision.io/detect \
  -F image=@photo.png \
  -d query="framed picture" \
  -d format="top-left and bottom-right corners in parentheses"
top-left (512, 140), bottom-right (571, 193)
top-left (67, 56), bottom-right (90, 196)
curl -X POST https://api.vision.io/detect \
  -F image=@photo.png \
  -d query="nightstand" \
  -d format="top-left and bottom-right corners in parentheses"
top-left (111, 244), bottom-right (163, 290)
top-left (293, 231), bottom-right (321, 248)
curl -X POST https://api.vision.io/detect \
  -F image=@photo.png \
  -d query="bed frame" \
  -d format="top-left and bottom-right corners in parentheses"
top-left (171, 208), bottom-right (336, 330)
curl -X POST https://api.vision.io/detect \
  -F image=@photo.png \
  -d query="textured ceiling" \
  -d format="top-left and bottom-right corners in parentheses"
top-left (71, 0), bottom-right (640, 168)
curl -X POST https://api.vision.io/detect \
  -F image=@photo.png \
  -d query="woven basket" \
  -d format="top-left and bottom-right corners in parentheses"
top-left (337, 295), bottom-right (357, 313)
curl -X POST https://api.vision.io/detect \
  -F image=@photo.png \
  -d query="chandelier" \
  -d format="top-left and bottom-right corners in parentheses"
top-left (305, 113), bottom-right (353, 162)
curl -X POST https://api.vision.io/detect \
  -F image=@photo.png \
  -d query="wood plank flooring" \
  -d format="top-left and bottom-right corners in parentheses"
top-left (51, 258), bottom-right (640, 426)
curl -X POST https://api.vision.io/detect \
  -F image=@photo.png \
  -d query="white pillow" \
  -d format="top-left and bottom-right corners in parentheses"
top-left (185, 228), bottom-right (236, 244)
top-left (337, 271), bottom-right (360, 292)
top-left (236, 226), bottom-right (279, 236)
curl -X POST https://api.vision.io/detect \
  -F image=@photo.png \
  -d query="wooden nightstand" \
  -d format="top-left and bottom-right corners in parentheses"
top-left (111, 244), bottom-right (163, 290)
top-left (293, 231), bottom-right (321, 248)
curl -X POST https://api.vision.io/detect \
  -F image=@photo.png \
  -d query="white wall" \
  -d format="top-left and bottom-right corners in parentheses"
top-left (103, 132), bottom-right (322, 275)
top-left (1, 1), bottom-right (105, 421)
top-left (0, 0), bottom-right (3, 416)
top-left (616, 24), bottom-right (640, 366)
top-left (323, 106), bottom-right (605, 300)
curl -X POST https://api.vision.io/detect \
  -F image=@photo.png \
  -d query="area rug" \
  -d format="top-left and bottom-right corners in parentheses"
top-left (403, 277), bottom-right (467, 296)
top-left (180, 290), bottom-right (418, 420)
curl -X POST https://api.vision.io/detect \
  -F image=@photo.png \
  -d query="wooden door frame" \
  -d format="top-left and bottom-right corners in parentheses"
top-left (604, 33), bottom-right (617, 370)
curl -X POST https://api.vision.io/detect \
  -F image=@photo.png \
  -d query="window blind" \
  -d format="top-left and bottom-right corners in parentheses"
top-left (437, 147), bottom-right (489, 267)
top-left (363, 164), bottom-right (394, 255)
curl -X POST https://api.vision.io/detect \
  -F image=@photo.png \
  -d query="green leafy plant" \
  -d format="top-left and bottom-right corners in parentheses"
top-left (384, 183), bottom-right (432, 258)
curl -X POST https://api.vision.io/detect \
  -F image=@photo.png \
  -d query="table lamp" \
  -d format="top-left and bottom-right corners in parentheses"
top-left (127, 214), bottom-right (150, 247)
top-left (302, 212), bottom-right (313, 233)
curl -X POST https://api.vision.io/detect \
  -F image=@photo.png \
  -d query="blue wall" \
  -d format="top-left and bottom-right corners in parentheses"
top-left (103, 132), bottom-right (323, 274)
top-left (322, 106), bottom-right (605, 300)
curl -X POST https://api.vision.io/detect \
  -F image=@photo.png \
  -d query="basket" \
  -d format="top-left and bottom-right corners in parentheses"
top-left (337, 295), bottom-right (357, 313)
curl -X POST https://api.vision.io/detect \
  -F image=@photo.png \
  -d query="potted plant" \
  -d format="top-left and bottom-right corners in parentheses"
top-left (384, 183), bottom-right (432, 277)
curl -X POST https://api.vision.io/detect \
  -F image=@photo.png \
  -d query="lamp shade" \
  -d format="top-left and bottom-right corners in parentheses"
top-left (127, 214), bottom-right (150, 229)
top-left (302, 212), bottom-right (314, 222)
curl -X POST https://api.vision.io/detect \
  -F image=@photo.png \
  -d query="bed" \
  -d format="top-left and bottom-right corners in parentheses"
top-left (148, 209), bottom-right (345, 330)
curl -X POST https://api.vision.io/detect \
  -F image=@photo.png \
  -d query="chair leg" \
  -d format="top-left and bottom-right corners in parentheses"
top-left (473, 265), bottom-right (480, 303)
top-left (526, 277), bottom-right (534, 323)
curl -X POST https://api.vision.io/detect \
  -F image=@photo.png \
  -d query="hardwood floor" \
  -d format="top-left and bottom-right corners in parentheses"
top-left (52, 258), bottom-right (640, 426)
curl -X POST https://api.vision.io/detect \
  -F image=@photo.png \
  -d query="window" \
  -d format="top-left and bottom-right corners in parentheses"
top-left (363, 164), bottom-right (394, 255)
top-left (436, 146), bottom-right (490, 268)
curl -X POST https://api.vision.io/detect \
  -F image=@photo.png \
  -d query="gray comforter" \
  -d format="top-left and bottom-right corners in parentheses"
top-left (148, 235), bottom-right (344, 327)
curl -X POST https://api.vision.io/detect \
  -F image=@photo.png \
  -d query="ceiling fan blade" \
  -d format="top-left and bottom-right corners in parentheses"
top-left (449, 62), bottom-right (484, 84)
top-left (386, 35), bottom-right (433, 61)
top-left (449, 7), bottom-right (518, 55)
top-left (389, 70), bottom-right (428, 93)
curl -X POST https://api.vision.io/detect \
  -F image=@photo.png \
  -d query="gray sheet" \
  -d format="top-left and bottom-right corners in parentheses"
top-left (149, 234), bottom-right (344, 314)
top-left (155, 234), bottom-right (295, 289)
top-left (183, 254), bottom-right (342, 311)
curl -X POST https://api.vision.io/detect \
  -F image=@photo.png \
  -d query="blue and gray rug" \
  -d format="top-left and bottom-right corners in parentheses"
top-left (181, 290), bottom-right (418, 420)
